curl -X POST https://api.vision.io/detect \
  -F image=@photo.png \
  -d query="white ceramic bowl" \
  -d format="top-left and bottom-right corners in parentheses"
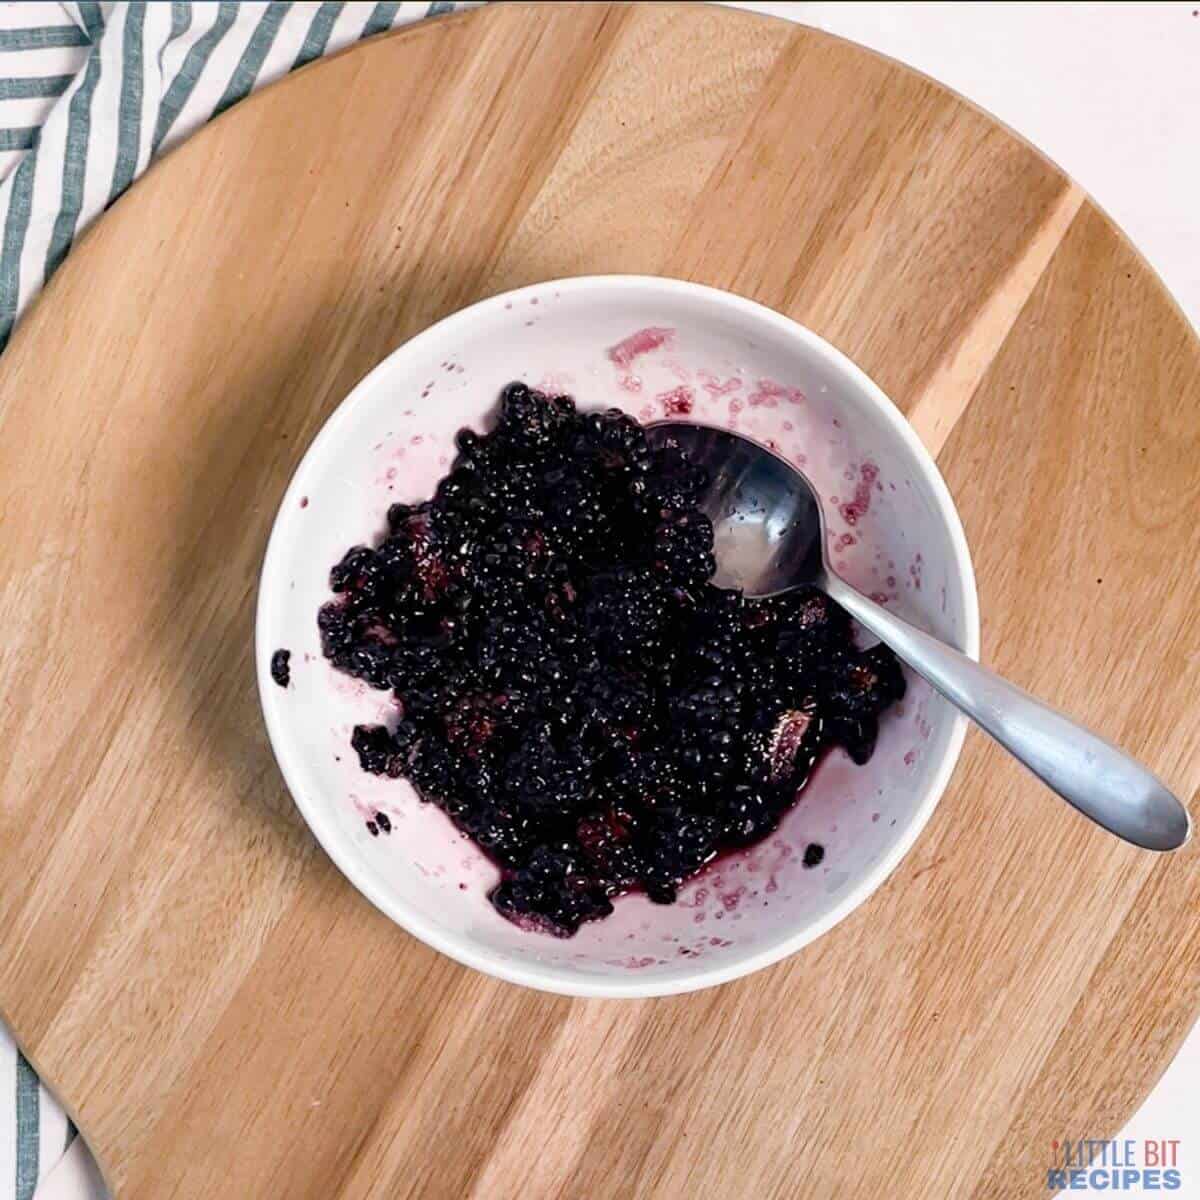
top-left (256, 276), bottom-right (979, 998)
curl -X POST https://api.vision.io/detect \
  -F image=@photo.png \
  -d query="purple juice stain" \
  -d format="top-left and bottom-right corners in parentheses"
top-left (270, 649), bottom-right (291, 688)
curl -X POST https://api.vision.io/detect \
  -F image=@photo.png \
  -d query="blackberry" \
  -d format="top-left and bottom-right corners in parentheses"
top-left (669, 677), bottom-right (743, 790)
top-left (329, 544), bottom-right (379, 597)
top-left (386, 631), bottom-right (452, 695)
top-left (443, 693), bottom-right (507, 758)
top-left (545, 472), bottom-right (614, 561)
top-left (860, 643), bottom-right (908, 706)
top-left (270, 648), bottom-right (291, 688)
top-left (571, 666), bottom-right (654, 747)
top-left (576, 407), bottom-right (650, 467)
top-left (824, 714), bottom-right (878, 766)
top-left (576, 806), bottom-right (643, 894)
top-left (386, 500), bottom-right (423, 532)
top-left (502, 381), bottom-right (575, 442)
top-left (338, 635), bottom-right (396, 690)
top-left (758, 585), bottom-right (851, 648)
top-left (720, 784), bottom-right (781, 847)
top-left (584, 566), bottom-right (678, 669)
top-left (377, 508), bottom-right (456, 607)
top-left (637, 808), bottom-right (719, 904)
top-left (474, 614), bottom-right (555, 691)
top-left (464, 801), bottom-right (540, 867)
top-left (491, 844), bottom-right (613, 937)
top-left (317, 599), bottom-right (355, 659)
top-left (320, 383), bottom-right (905, 936)
top-left (822, 644), bottom-right (907, 724)
top-left (651, 510), bottom-right (716, 589)
top-left (351, 724), bottom-right (407, 778)
top-left (406, 734), bottom-right (456, 799)
top-left (502, 731), bottom-right (593, 821)
top-left (635, 437), bottom-right (708, 515)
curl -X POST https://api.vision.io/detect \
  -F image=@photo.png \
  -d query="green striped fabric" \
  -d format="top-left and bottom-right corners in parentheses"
top-left (0, 1), bottom-right (478, 353)
top-left (0, 78), bottom-right (73, 101)
top-left (13, 1054), bottom-right (37, 1200)
top-left (0, 26), bottom-right (88, 51)
top-left (0, 6), bottom-right (479, 1194)
top-left (0, 129), bottom-right (36, 151)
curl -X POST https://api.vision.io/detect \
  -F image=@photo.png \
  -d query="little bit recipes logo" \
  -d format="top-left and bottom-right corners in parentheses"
top-left (1047, 1139), bottom-right (1183, 1191)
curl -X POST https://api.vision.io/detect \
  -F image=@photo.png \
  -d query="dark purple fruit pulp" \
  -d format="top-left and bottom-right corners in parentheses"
top-left (270, 649), bottom-right (291, 688)
top-left (320, 384), bottom-right (904, 936)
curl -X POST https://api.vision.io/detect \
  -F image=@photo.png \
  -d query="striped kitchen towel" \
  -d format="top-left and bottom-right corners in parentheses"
top-left (0, 0), bottom-right (478, 354)
top-left (0, 5), bottom-right (479, 1195)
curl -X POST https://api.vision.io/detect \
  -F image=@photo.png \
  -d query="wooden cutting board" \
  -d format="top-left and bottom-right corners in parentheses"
top-left (1, 4), bottom-right (1197, 1196)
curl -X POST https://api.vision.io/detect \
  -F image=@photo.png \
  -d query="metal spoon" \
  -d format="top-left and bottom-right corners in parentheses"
top-left (646, 421), bottom-right (1191, 852)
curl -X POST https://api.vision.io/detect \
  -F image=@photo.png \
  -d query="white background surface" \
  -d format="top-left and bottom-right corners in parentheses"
top-left (32, 3), bottom-right (1200, 1196)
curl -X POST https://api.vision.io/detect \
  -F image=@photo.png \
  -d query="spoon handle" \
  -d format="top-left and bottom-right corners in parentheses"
top-left (821, 573), bottom-right (1191, 851)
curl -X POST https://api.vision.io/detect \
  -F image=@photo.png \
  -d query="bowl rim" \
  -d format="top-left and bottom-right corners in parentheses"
top-left (255, 273), bottom-right (981, 999)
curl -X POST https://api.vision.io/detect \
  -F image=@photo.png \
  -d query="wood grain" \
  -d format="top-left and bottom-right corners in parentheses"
top-left (0, 5), bottom-right (1196, 1197)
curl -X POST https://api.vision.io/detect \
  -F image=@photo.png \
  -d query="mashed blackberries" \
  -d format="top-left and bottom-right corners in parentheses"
top-left (270, 649), bottom-right (291, 688)
top-left (320, 384), bottom-right (904, 936)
